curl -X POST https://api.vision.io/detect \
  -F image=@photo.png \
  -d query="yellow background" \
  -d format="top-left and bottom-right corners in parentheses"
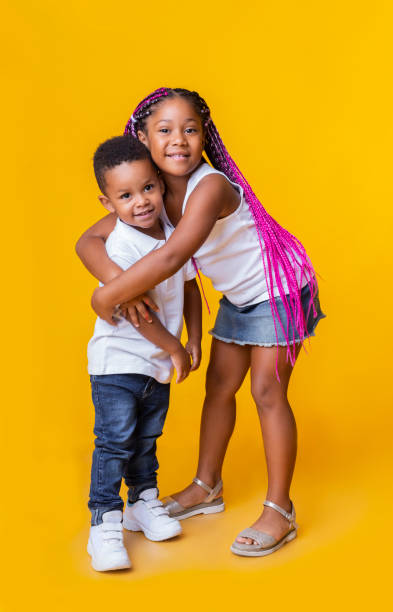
top-left (2, 0), bottom-right (392, 610)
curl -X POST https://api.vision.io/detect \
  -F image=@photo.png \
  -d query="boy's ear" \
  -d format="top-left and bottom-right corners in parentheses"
top-left (98, 195), bottom-right (115, 213)
top-left (159, 176), bottom-right (165, 195)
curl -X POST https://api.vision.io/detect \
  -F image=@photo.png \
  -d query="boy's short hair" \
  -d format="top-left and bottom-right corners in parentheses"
top-left (93, 135), bottom-right (153, 193)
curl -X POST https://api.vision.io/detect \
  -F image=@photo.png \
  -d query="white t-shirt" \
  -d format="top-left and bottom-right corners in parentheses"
top-left (167, 163), bottom-right (308, 307)
top-left (87, 217), bottom-right (195, 383)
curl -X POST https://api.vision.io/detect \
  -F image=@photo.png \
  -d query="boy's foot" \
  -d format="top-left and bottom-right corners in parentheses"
top-left (123, 488), bottom-right (182, 541)
top-left (87, 510), bottom-right (131, 572)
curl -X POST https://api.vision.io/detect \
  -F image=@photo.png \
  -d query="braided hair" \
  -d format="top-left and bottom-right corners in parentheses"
top-left (125, 87), bottom-right (318, 372)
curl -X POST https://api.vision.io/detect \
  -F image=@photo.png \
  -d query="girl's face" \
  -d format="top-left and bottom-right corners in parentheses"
top-left (138, 97), bottom-right (204, 178)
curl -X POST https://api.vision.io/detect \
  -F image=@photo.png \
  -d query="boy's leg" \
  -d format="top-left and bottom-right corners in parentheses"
top-left (89, 374), bottom-right (142, 525)
top-left (123, 377), bottom-right (170, 502)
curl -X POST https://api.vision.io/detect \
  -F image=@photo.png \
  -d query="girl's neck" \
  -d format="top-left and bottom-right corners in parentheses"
top-left (161, 172), bottom-right (189, 204)
top-left (161, 160), bottom-right (205, 226)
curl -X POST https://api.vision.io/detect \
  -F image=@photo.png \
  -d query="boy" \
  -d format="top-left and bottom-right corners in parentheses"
top-left (85, 135), bottom-right (202, 571)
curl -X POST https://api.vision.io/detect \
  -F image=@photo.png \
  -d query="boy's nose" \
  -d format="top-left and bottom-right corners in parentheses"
top-left (134, 194), bottom-right (149, 208)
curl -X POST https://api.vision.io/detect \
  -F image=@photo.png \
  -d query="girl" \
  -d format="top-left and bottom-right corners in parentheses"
top-left (76, 87), bottom-right (325, 557)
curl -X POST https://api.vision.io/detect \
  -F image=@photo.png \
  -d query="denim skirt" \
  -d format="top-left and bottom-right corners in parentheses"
top-left (209, 282), bottom-right (326, 347)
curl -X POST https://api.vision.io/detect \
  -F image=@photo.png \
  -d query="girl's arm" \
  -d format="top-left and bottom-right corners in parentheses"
top-left (92, 174), bottom-right (237, 323)
top-left (76, 212), bottom-right (158, 322)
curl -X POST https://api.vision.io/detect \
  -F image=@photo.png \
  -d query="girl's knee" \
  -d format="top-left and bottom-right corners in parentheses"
top-left (205, 367), bottom-right (240, 397)
top-left (251, 378), bottom-right (287, 411)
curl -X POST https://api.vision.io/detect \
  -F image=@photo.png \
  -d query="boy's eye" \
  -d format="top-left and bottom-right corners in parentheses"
top-left (144, 184), bottom-right (154, 192)
top-left (159, 128), bottom-right (169, 133)
top-left (120, 193), bottom-right (131, 199)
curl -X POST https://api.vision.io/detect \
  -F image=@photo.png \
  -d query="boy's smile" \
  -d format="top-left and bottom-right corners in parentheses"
top-left (138, 97), bottom-right (204, 178)
top-left (99, 159), bottom-right (165, 238)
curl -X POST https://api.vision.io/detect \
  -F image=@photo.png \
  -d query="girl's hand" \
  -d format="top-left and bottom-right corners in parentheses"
top-left (185, 338), bottom-right (202, 371)
top-left (120, 295), bottom-right (159, 327)
top-left (170, 343), bottom-right (191, 383)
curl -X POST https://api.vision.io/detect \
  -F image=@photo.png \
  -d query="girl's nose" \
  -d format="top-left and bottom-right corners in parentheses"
top-left (171, 129), bottom-right (187, 145)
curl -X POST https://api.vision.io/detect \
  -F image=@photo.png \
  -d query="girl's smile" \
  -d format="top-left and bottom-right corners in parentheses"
top-left (138, 97), bottom-right (204, 178)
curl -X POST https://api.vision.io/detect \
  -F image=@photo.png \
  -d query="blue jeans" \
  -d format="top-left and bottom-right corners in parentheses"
top-left (88, 373), bottom-right (170, 525)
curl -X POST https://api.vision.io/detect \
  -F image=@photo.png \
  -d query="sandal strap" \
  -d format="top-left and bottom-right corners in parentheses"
top-left (236, 527), bottom-right (276, 547)
top-left (263, 499), bottom-right (295, 523)
top-left (193, 477), bottom-right (223, 503)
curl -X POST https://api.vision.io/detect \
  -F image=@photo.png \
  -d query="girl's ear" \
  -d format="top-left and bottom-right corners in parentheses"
top-left (158, 176), bottom-right (165, 195)
top-left (137, 130), bottom-right (148, 146)
top-left (98, 195), bottom-right (115, 213)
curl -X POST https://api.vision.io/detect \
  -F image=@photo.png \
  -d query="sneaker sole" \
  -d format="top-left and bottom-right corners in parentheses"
top-left (123, 516), bottom-right (182, 541)
top-left (87, 541), bottom-right (132, 571)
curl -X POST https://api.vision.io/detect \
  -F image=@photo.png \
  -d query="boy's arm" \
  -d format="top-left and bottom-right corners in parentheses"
top-left (75, 213), bottom-right (120, 284)
top-left (75, 213), bottom-right (158, 322)
top-left (183, 279), bottom-right (202, 371)
top-left (130, 311), bottom-right (191, 383)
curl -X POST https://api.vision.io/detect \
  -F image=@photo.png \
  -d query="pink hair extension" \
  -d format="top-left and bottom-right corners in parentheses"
top-left (125, 88), bottom-right (318, 377)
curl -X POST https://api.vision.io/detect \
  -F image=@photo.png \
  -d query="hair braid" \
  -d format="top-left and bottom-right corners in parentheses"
top-left (124, 88), bottom-right (318, 374)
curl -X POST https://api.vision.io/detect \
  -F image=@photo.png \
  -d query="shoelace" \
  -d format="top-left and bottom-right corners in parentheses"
top-left (102, 522), bottom-right (124, 549)
top-left (145, 499), bottom-right (169, 517)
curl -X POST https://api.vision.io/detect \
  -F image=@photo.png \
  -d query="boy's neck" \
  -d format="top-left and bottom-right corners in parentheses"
top-left (119, 217), bottom-right (165, 240)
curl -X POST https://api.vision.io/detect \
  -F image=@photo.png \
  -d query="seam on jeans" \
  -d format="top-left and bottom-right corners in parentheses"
top-left (208, 311), bottom-right (325, 348)
top-left (208, 331), bottom-right (308, 347)
top-left (92, 380), bottom-right (105, 496)
top-left (142, 377), bottom-right (155, 399)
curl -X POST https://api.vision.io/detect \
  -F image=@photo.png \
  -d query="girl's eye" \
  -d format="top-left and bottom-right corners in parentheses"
top-left (144, 184), bottom-right (154, 192)
top-left (159, 128), bottom-right (169, 133)
top-left (185, 128), bottom-right (197, 134)
top-left (121, 193), bottom-right (131, 199)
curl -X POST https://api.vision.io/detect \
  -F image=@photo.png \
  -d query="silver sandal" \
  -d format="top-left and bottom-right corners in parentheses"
top-left (230, 500), bottom-right (298, 557)
top-left (161, 478), bottom-right (225, 520)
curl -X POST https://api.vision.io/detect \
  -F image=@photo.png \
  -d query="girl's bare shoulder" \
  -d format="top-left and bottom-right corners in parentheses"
top-left (189, 171), bottom-right (240, 207)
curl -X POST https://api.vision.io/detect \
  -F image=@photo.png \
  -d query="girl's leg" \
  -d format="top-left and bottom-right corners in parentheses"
top-left (170, 338), bottom-right (250, 507)
top-left (237, 344), bottom-right (301, 544)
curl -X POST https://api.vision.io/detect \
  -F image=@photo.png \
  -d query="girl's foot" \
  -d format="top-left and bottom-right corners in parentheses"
top-left (169, 478), bottom-right (222, 508)
top-left (236, 500), bottom-right (292, 545)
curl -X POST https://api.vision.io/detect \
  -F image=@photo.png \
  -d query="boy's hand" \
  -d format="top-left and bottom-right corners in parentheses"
top-left (120, 295), bottom-right (159, 327)
top-left (185, 338), bottom-right (202, 371)
top-left (170, 343), bottom-right (191, 383)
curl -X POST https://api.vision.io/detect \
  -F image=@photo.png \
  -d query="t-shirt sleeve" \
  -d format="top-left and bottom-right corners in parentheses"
top-left (109, 251), bottom-right (138, 272)
top-left (105, 233), bottom-right (139, 271)
top-left (183, 257), bottom-right (197, 282)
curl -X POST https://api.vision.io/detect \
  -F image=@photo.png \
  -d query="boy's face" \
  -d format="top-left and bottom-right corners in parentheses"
top-left (99, 159), bottom-right (164, 230)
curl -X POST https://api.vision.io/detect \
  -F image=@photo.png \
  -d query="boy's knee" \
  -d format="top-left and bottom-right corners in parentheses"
top-left (95, 431), bottom-right (134, 454)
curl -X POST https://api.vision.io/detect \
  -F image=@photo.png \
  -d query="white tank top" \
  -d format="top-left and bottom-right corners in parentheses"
top-left (168, 163), bottom-right (307, 307)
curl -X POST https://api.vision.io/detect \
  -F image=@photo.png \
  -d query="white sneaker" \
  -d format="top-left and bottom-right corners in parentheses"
top-left (123, 488), bottom-right (182, 542)
top-left (87, 510), bottom-right (131, 572)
